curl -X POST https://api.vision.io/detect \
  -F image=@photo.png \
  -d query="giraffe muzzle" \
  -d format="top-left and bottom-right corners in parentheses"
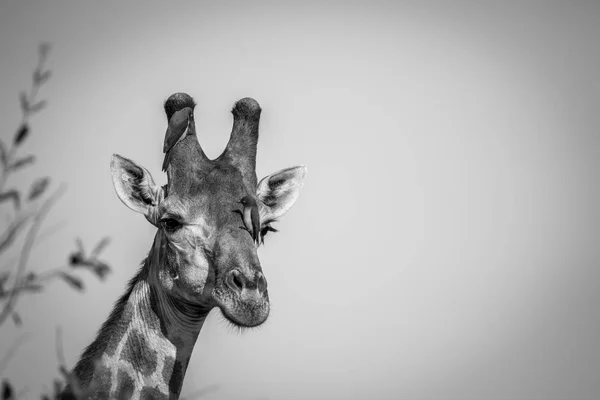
top-left (213, 268), bottom-right (270, 327)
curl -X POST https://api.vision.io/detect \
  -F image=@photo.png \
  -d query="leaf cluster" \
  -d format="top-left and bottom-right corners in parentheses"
top-left (0, 44), bottom-right (113, 400)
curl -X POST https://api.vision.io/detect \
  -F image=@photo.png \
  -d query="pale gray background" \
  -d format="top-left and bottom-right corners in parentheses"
top-left (1, 1), bottom-right (599, 399)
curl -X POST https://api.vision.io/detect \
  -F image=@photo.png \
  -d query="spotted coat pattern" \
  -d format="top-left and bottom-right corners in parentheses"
top-left (79, 277), bottom-right (202, 400)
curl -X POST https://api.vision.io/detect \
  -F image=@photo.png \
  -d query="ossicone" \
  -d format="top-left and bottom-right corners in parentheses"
top-left (164, 92), bottom-right (196, 120)
top-left (232, 97), bottom-right (261, 121)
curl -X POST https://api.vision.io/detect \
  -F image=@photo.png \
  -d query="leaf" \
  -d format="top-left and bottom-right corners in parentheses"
top-left (91, 237), bottom-right (111, 258)
top-left (11, 312), bottom-right (22, 327)
top-left (0, 190), bottom-right (20, 210)
top-left (9, 155), bottom-right (35, 171)
top-left (92, 262), bottom-right (111, 280)
top-left (58, 365), bottom-right (70, 378)
top-left (69, 251), bottom-right (84, 266)
top-left (13, 124), bottom-right (29, 146)
top-left (1, 380), bottom-right (13, 400)
top-left (28, 177), bottom-right (50, 201)
top-left (38, 42), bottom-right (51, 61)
top-left (53, 379), bottom-right (62, 397)
top-left (22, 282), bottom-right (43, 293)
top-left (59, 272), bottom-right (84, 291)
top-left (33, 69), bottom-right (52, 85)
top-left (19, 92), bottom-right (29, 113)
top-left (28, 100), bottom-right (47, 113)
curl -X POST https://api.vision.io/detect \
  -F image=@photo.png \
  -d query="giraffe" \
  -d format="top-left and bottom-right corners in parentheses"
top-left (60, 93), bottom-right (306, 399)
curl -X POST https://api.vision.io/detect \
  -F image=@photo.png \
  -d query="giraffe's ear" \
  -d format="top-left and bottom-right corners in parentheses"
top-left (257, 166), bottom-right (307, 221)
top-left (110, 154), bottom-right (164, 225)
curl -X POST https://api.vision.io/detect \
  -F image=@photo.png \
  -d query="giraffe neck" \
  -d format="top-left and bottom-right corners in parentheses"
top-left (69, 266), bottom-right (210, 399)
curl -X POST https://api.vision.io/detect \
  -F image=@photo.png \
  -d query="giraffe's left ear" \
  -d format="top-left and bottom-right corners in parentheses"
top-left (257, 166), bottom-right (307, 221)
top-left (110, 154), bottom-right (164, 226)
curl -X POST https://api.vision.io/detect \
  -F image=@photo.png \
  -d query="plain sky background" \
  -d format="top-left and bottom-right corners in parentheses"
top-left (1, 1), bottom-right (599, 399)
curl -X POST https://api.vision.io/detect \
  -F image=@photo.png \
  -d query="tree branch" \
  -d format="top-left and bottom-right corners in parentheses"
top-left (0, 184), bottom-right (66, 327)
top-left (0, 212), bottom-right (34, 256)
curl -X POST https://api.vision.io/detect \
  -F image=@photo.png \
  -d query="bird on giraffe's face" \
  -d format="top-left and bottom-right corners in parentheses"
top-left (162, 107), bottom-right (193, 172)
top-left (240, 195), bottom-right (260, 244)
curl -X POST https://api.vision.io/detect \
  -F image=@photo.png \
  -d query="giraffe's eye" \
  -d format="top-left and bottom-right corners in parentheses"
top-left (160, 218), bottom-right (182, 232)
top-left (260, 225), bottom-right (278, 244)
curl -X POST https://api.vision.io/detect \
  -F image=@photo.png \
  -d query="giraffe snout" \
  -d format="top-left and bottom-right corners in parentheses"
top-left (215, 268), bottom-right (270, 327)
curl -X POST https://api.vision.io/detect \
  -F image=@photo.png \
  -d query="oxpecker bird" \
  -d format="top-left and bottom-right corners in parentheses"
top-left (162, 107), bottom-right (193, 172)
top-left (240, 195), bottom-right (260, 243)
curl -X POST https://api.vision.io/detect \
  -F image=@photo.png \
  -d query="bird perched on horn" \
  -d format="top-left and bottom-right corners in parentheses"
top-left (240, 195), bottom-right (261, 243)
top-left (162, 93), bottom-right (196, 172)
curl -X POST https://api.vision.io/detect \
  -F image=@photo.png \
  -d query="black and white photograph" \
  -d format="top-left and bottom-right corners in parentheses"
top-left (0, 1), bottom-right (599, 399)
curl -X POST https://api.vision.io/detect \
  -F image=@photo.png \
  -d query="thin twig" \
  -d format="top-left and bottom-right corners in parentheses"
top-left (0, 43), bottom-right (50, 194)
top-left (34, 219), bottom-right (67, 249)
top-left (0, 211), bottom-right (34, 256)
top-left (0, 184), bottom-right (67, 327)
top-left (33, 265), bottom-right (68, 281)
top-left (0, 266), bottom-right (67, 299)
top-left (56, 325), bottom-right (91, 399)
top-left (0, 332), bottom-right (32, 375)
top-left (55, 326), bottom-right (67, 368)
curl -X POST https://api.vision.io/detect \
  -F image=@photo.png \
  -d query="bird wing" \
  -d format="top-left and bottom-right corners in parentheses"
top-left (241, 197), bottom-right (261, 243)
top-left (250, 206), bottom-right (261, 243)
top-left (163, 107), bottom-right (192, 154)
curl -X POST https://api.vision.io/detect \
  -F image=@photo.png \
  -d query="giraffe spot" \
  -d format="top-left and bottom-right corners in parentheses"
top-left (162, 355), bottom-right (175, 383)
top-left (120, 329), bottom-right (158, 376)
top-left (169, 360), bottom-right (184, 396)
top-left (93, 387), bottom-right (111, 400)
top-left (115, 369), bottom-right (135, 400)
top-left (139, 386), bottom-right (169, 400)
top-left (90, 379), bottom-right (111, 400)
top-left (105, 305), bottom-right (134, 357)
top-left (88, 362), bottom-right (112, 398)
top-left (93, 363), bottom-right (112, 383)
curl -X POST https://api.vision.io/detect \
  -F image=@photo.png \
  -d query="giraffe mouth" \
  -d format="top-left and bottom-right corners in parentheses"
top-left (213, 286), bottom-right (270, 328)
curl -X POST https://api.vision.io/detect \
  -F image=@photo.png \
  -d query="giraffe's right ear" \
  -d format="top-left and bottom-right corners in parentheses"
top-left (110, 154), bottom-right (164, 225)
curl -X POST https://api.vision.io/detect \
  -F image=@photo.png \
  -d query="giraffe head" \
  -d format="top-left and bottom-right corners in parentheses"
top-left (110, 93), bottom-right (305, 328)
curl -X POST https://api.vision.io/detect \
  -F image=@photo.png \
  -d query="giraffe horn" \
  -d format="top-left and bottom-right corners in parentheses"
top-left (219, 98), bottom-right (261, 190)
top-left (163, 93), bottom-right (212, 193)
top-left (164, 92), bottom-right (194, 121)
top-left (163, 93), bottom-right (210, 162)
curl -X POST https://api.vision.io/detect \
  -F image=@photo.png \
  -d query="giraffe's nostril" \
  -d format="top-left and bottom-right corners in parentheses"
top-left (226, 269), bottom-right (245, 292)
top-left (256, 272), bottom-right (267, 294)
top-left (232, 272), bottom-right (244, 291)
